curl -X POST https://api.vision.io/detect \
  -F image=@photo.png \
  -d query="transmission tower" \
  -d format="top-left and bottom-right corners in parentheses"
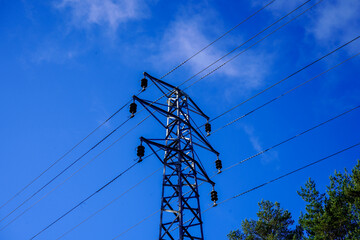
top-left (130, 73), bottom-right (222, 240)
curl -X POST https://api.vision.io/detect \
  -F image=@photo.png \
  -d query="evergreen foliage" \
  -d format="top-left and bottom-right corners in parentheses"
top-left (228, 161), bottom-right (360, 240)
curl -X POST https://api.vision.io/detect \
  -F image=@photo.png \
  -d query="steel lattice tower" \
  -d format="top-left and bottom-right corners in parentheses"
top-left (133, 73), bottom-right (220, 240)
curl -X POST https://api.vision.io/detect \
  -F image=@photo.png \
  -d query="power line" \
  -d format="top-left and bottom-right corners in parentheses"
top-left (0, 98), bottom-right (132, 211)
top-left (2, 0), bottom-right (308, 218)
top-left (220, 104), bottom-right (360, 173)
top-left (4, 0), bottom-right (277, 214)
top-left (114, 0), bottom-right (278, 116)
top-left (127, 0), bottom-right (319, 132)
top-left (112, 210), bottom-right (160, 240)
top-left (0, 114), bottom-right (152, 231)
top-left (182, 0), bottom-right (319, 90)
top-left (0, 117), bottom-right (132, 224)
top-left (29, 162), bottom-right (140, 240)
top-left (135, 0), bottom-right (321, 123)
top-left (207, 35), bottom-right (360, 125)
top-left (203, 141), bottom-right (360, 213)
top-left (211, 52), bottom-right (360, 135)
top-left (82, 3), bottom-right (358, 235)
top-left (175, 142), bottom-right (360, 227)
top-left (107, 19), bottom-right (360, 239)
top-left (194, 104), bottom-right (360, 191)
top-left (1, 0), bottom-right (270, 212)
top-left (159, 0), bottom-right (277, 79)
top-left (1, 1), bottom-right (318, 234)
top-left (56, 167), bottom-right (162, 240)
top-left (6, 0), bottom-right (328, 235)
top-left (189, 103), bottom-right (360, 194)
top-left (66, 2), bottom-right (341, 233)
top-left (109, 104), bottom-right (360, 238)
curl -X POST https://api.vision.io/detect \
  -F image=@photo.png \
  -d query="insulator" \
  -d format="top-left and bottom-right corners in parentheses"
top-left (211, 190), bottom-right (218, 202)
top-left (137, 145), bottom-right (145, 158)
top-left (215, 159), bottom-right (222, 171)
top-left (141, 78), bottom-right (148, 90)
top-left (129, 102), bottom-right (137, 116)
top-left (205, 123), bottom-right (211, 135)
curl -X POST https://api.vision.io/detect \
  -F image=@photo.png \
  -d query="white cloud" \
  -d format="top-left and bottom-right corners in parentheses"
top-left (158, 12), bottom-right (237, 77)
top-left (56, 0), bottom-right (149, 31)
top-left (255, 0), bottom-right (360, 53)
top-left (243, 125), bottom-right (263, 153)
top-left (308, 0), bottom-right (360, 52)
top-left (243, 125), bottom-right (279, 165)
top-left (156, 6), bottom-right (272, 94)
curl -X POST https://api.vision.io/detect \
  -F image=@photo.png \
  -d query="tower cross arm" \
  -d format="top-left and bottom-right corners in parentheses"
top-left (134, 96), bottom-right (219, 156)
top-left (140, 137), bottom-right (215, 186)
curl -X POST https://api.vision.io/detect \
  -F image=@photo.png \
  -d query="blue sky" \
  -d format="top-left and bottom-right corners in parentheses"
top-left (1, 0), bottom-right (360, 239)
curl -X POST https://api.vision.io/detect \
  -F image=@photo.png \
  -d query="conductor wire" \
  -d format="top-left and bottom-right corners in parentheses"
top-left (0, 117), bottom-right (132, 224)
top-left (181, 0), bottom-right (318, 90)
top-left (211, 51), bottom-right (360, 135)
top-left (55, 167), bottom-right (162, 240)
top-left (159, 0), bottom-right (277, 79)
top-left (203, 142), bottom-right (360, 213)
top-left (206, 36), bottom-right (360, 125)
top-left (0, 114), bottom-right (152, 231)
top-left (30, 162), bottom-right (139, 240)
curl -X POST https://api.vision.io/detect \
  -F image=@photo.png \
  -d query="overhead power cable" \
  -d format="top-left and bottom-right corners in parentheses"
top-left (187, 104), bottom-right (360, 196)
top-left (221, 104), bottom-right (360, 173)
top-left (109, 103), bottom-right (360, 238)
top-left (211, 51), bottom-right (360, 135)
top-left (64, 40), bottom-right (358, 238)
top-left (72, 12), bottom-right (359, 236)
top-left (127, 0), bottom-right (319, 128)
top-left (132, 0), bottom-right (321, 125)
top-left (0, 99), bottom-right (132, 211)
top-left (0, 0), bottom-right (274, 211)
top-left (140, 0), bottom-right (357, 139)
top-left (109, 33), bottom-right (360, 240)
top-left (160, 0), bottom-right (277, 79)
top-left (4, 0), bottom-right (321, 235)
top-left (29, 162), bottom-right (139, 240)
top-left (203, 141), bottom-right (360, 213)
top-left (0, 117), bottom-right (133, 224)
top-left (207, 34), bottom-right (360, 125)
top-left (112, 210), bottom-right (160, 240)
top-left (181, 0), bottom-right (319, 90)
top-left (173, 141), bottom-right (360, 231)
top-left (0, 114), bottom-right (152, 231)
top-left (56, 167), bottom-right (162, 240)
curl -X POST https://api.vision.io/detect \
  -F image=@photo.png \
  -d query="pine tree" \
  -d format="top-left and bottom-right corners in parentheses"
top-left (298, 161), bottom-right (360, 239)
top-left (227, 200), bottom-right (301, 240)
top-left (228, 161), bottom-right (360, 240)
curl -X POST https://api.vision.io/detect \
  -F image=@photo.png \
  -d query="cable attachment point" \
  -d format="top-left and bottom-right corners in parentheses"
top-left (205, 121), bottom-right (211, 136)
top-left (136, 142), bottom-right (145, 163)
top-left (129, 100), bottom-right (137, 118)
top-left (141, 76), bottom-right (148, 91)
top-left (215, 156), bottom-right (222, 174)
top-left (210, 189), bottom-right (218, 206)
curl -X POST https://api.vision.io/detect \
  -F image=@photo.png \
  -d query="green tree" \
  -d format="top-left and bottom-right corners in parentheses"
top-left (227, 200), bottom-right (301, 240)
top-left (298, 161), bottom-right (360, 239)
top-left (228, 161), bottom-right (360, 240)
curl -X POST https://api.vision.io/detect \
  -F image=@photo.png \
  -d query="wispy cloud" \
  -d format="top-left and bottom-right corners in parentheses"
top-left (254, 0), bottom-right (360, 53)
top-left (243, 125), bottom-right (279, 165)
top-left (308, 0), bottom-right (360, 52)
top-left (56, 0), bottom-right (150, 32)
top-left (155, 4), bottom-right (273, 94)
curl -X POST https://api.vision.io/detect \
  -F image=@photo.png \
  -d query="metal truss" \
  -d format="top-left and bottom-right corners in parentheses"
top-left (134, 73), bottom-right (219, 240)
